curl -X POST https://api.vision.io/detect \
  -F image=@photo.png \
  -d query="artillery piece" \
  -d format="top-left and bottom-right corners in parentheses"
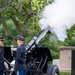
top-left (4, 26), bottom-right (60, 75)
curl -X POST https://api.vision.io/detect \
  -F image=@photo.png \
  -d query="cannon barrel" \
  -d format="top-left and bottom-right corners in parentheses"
top-left (26, 26), bottom-right (52, 52)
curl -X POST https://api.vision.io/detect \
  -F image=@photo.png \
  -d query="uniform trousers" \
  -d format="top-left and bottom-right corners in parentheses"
top-left (16, 70), bottom-right (26, 75)
top-left (0, 71), bottom-right (3, 75)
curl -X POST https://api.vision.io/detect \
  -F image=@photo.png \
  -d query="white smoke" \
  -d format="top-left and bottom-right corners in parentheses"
top-left (39, 0), bottom-right (75, 41)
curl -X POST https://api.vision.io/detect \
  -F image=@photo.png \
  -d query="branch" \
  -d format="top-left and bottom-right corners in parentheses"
top-left (22, 7), bottom-right (30, 15)
top-left (10, 16), bottom-right (26, 37)
top-left (0, 7), bottom-right (6, 12)
top-left (25, 15), bottom-right (31, 23)
top-left (19, 6), bottom-right (23, 12)
top-left (25, 11), bottom-right (35, 23)
top-left (8, 3), bottom-right (19, 13)
top-left (8, 0), bottom-right (13, 3)
top-left (0, 1), bottom-right (8, 12)
top-left (10, 16), bottom-right (22, 34)
top-left (29, 0), bottom-right (33, 8)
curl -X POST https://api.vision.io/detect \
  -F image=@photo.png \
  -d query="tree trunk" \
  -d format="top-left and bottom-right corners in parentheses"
top-left (0, 13), bottom-right (17, 47)
top-left (10, 16), bottom-right (26, 37)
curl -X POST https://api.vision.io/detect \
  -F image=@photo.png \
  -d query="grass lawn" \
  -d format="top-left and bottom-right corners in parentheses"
top-left (60, 72), bottom-right (71, 75)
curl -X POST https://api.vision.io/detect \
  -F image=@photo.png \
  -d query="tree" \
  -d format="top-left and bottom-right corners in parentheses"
top-left (64, 25), bottom-right (75, 46)
top-left (0, 0), bottom-right (52, 46)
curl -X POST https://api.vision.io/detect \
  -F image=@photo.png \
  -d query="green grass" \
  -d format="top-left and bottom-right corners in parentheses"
top-left (60, 72), bottom-right (71, 75)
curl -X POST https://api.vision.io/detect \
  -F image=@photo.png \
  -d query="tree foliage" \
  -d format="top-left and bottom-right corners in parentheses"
top-left (0, 0), bottom-right (53, 46)
top-left (0, 0), bottom-right (75, 59)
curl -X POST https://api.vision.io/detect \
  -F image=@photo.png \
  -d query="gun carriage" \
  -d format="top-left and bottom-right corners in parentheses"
top-left (4, 26), bottom-right (60, 75)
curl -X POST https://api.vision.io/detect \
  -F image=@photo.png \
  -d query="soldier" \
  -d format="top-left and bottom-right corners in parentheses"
top-left (0, 37), bottom-right (5, 75)
top-left (14, 35), bottom-right (26, 75)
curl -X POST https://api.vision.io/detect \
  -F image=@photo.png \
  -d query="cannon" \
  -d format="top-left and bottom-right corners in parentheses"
top-left (4, 26), bottom-right (60, 75)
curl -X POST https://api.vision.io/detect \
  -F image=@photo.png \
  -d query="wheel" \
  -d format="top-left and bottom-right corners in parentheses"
top-left (46, 65), bottom-right (60, 75)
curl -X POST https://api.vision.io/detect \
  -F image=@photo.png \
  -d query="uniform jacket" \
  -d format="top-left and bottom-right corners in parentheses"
top-left (0, 47), bottom-right (4, 71)
top-left (14, 44), bottom-right (26, 71)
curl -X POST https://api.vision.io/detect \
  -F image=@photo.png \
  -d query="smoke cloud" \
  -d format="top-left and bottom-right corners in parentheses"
top-left (39, 0), bottom-right (75, 41)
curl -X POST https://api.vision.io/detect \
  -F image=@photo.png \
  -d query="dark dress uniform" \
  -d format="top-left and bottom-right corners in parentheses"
top-left (14, 44), bottom-right (26, 71)
top-left (0, 47), bottom-right (4, 75)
